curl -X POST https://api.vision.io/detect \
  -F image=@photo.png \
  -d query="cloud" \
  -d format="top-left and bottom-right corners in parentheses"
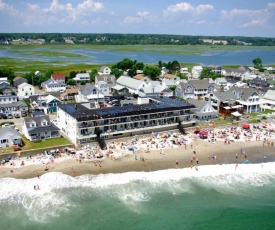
top-left (24, 0), bottom-right (104, 26)
top-left (0, 0), bottom-right (20, 16)
top-left (220, 3), bottom-right (275, 28)
top-left (123, 11), bottom-right (157, 24)
top-left (166, 2), bottom-right (213, 14)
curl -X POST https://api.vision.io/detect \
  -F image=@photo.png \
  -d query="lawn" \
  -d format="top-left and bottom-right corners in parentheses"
top-left (0, 136), bottom-right (72, 155)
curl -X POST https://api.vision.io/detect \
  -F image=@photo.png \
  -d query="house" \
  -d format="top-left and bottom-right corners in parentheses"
top-left (22, 115), bottom-right (60, 141)
top-left (95, 81), bottom-right (110, 96)
top-left (160, 74), bottom-right (180, 87)
top-left (51, 73), bottom-right (65, 83)
top-left (133, 74), bottom-right (151, 82)
top-left (221, 69), bottom-right (251, 81)
top-left (17, 82), bottom-right (35, 99)
top-left (73, 73), bottom-right (90, 83)
top-left (30, 94), bottom-right (61, 113)
top-left (215, 77), bottom-right (227, 86)
top-left (191, 66), bottom-right (203, 79)
top-left (75, 83), bottom-right (104, 104)
top-left (95, 75), bottom-right (116, 88)
top-left (116, 76), bottom-right (148, 95)
top-left (231, 87), bottom-right (263, 113)
top-left (0, 80), bottom-right (16, 95)
top-left (249, 77), bottom-right (269, 91)
top-left (208, 65), bottom-right (222, 74)
top-left (56, 97), bottom-right (196, 146)
top-left (60, 88), bottom-right (78, 101)
top-left (138, 85), bottom-right (173, 97)
top-left (262, 90), bottom-right (275, 110)
top-left (188, 99), bottom-right (218, 121)
top-left (13, 76), bottom-right (28, 87)
top-left (180, 67), bottom-right (189, 74)
top-left (204, 91), bottom-right (241, 116)
top-left (41, 73), bottom-right (66, 92)
top-left (0, 127), bottom-right (22, 148)
top-left (0, 101), bottom-right (28, 116)
top-left (0, 95), bottom-right (17, 104)
top-left (0, 77), bottom-right (8, 84)
top-left (98, 66), bottom-right (111, 75)
top-left (174, 79), bottom-right (214, 100)
top-left (160, 67), bottom-right (169, 76)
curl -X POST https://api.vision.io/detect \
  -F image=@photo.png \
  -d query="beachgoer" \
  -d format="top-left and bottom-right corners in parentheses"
top-left (196, 158), bottom-right (199, 165)
top-left (264, 156), bottom-right (267, 161)
top-left (195, 165), bottom-right (198, 171)
top-left (34, 185), bottom-right (37, 190)
top-left (235, 154), bottom-right (238, 159)
top-left (70, 165), bottom-right (76, 173)
top-left (99, 160), bottom-right (102, 167)
top-left (45, 166), bottom-right (49, 171)
top-left (10, 170), bottom-right (14, 173)
top-left (175, 160), bottom-right (179, 168)
top-left (37, 173), bottom-right (40, 179)
top-left (191, 144), bottom-right (193, 149)
top-left (94, 160), bottom-right (97, 166)
top-left (37, 184), bottom-right (40, 190)
top-left (235, 163), bottom-right (238, 170)
top-left (135, 155), bottom-right (137, 160)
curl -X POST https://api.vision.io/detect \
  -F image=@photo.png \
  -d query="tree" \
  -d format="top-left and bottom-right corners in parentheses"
top-left (80, 81), bottom-right (86, 85)
top-left (0, 68), bottom-right (15, 84)
top-left (252, 58), bottom-right (262, 68)
top-left (67, 79), bottom-right (76, 85)
top-left (89, 69), bottom-right (98, 83)
top-left (111, 68), bottom-right (123, 78)
top-left (143, 65), bottom-right (161, 80)
top-left (177, 72), bottom-right (188, 80)
top-left (200, 67), bottom-right (221, 80)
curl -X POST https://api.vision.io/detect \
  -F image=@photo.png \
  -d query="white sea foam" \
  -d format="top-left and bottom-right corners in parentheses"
top-left (0, 162), bottom-right (274, 222)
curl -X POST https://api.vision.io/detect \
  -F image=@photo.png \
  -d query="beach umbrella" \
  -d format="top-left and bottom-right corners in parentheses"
top-left (199, 131), bottom-right (208, 136)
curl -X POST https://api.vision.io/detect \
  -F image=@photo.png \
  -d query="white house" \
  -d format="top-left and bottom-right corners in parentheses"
top-left (98, 66), bottom-right (111, 75)
top-left (0, 95), bottom-right (17, 104)
top-left (188, 98), bottom-right (218, 121)
top-left (262, 90), bottom-right (275, 110)
top-left (73, 73), bottom-right (90, 83)
top-left (215, 77), bottom-right (227, 87)
top-left (192, 66), bottom-right (203, 79)
top-left (22, 115), bottom-right (60, 141)
top-left (41, 73), bottom-right (66, 92)
top-left (116, 76), bottom-right (148, 95)
top-left (95, 81), bottom-right (110, 96)
top-left (75, 83), bottom-right (105, 104)
top-left (0, 127), bottom-right (22, 148)
top-left (17, 82), bottom-right (35, 99)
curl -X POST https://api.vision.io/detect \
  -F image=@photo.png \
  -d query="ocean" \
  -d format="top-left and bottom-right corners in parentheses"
top-left (0, 163), bottom-right (275, 230)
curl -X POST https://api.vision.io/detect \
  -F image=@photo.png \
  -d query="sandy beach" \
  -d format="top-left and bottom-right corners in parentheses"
top-left (1, 126), bottom-right (274, 179)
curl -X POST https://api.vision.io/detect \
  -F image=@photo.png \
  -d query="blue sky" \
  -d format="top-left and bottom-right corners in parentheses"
top-left (1, 0), bottom-right (275, 37)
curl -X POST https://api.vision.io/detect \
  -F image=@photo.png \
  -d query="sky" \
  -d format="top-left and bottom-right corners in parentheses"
top-left (1, 0), bottom-right (275, 37)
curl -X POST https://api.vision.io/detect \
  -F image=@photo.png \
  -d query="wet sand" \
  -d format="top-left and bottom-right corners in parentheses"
top-left (1, 139), bottom-right (274, 179)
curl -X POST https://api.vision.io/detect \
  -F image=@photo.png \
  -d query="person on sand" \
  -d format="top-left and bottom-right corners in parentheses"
top-left (264, 156), bottom-right (267, 161)
top-left (37, 173), bottom-right (40, 179)
top-left (70, 165), bottom-right (76, 173)
top-left (195, 165), bottom-right (198, 171)
top-left (235, 163), bottom-right (238, 170)
top-left (196, 158), bottom-right (199, 165)
top-left (235, 154), bottom-right (238, 159)
top-left (93, 160), bottom-right (97, 166)
top-left (45, 166), bottom-right (49, 171)
top-left (135, 155), bottom-right (137, 160)
top-left (175, 160), bottom-right (179, 168)
top-left (99, 160), bottom-right (102, 167)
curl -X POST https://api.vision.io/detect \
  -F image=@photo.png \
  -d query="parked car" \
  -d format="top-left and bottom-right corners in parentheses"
top-left (7, 114), bottom-right (13, 119)
top-left (2, 123), bottom-right (15, 128)
top-left (21, 111), bottom-right (27, 117)
top-left (126, 96), bottom-right (134, 100)
top-left (1, 114), bottom-right (7, 119)
top-left (14, 113), bottom-right (20, 118)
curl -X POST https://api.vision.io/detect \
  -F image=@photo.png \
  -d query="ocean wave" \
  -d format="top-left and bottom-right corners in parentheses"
top-left (0, 162), bottom-right (274, 222)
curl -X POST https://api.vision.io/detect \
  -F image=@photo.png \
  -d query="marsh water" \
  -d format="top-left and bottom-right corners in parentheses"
top-left (1, 46), bottom-right (275, 65)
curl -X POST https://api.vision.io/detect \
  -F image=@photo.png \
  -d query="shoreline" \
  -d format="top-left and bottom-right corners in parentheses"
top-left (1, 138), bottom-right (274, 180)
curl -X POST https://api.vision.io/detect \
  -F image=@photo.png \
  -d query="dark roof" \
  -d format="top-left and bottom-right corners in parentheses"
top-left (213, 91), bottom-right (238, 102)
top-left (24, 115), bottom-right (51, 129)
top-left (58, 97), bottom-right (196, 122)
top-left (188, 79), bottom-right (211, 89)
top-left (28, 124), bottom-right (60, 134)
top-left (78, 83), bottom-right (97, 96)
top-left (188, 99), bottom-right (209, 111)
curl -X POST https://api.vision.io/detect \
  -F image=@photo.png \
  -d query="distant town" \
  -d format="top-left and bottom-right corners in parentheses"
top-left (0, 33), bottom-right (275, 46)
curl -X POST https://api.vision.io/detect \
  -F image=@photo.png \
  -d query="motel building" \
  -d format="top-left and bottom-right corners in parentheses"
top-left (56, 97), bottom-right (196, 146)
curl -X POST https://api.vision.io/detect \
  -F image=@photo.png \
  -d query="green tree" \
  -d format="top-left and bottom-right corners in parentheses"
top-left (177, 72), bottom-right (188, 80)
top-left (0, 68), bottom-right (15, 84)
top-left (143, 65), bottom-right (161, 80)
top-left (67, 79), bottom-right (76, 85)
top-left (80, 81), bottom-right (86, 85)
top-left (89, 69), bottom-right (98, 83)
top-left (200, 67), bottom-right (221, 80)
top-left (111, 68), bottom-right (123, 78)
top-left (252, 58), bottom-right (262, 68)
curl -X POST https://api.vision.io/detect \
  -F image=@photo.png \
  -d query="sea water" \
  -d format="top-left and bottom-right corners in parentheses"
top-left (0, 163), bottom-right (275, 230)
